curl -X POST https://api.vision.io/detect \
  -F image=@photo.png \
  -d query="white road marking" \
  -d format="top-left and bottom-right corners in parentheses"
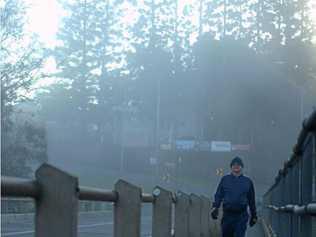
top-left (2, 230), bottom-right (34, 236)
top-left (78, 222), bottom-right (112, 228)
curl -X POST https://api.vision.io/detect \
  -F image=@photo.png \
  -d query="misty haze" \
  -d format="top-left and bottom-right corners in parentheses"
top-left (1, 0), bottom-right (316, 237)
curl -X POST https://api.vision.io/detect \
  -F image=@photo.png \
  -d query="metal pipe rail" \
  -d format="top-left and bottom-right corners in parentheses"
top-left (294, 110), bottom-right (316, 155)
top-left (141, 192), bottom-right (155, 203)
top-left (78, 186), bottom-right (118, 202)
top-left (266, 110), bottom-right (316, 195)
top-left (2, 176), bottom-right (155, 203)
top-left (1, 163), bottom-right (216, 237)
top-left (262, 110), bottom-right (316, 237)
top-left (267, 203), bottom-right (316, 215)
top-left (1, 176), bottom-right (40, 198)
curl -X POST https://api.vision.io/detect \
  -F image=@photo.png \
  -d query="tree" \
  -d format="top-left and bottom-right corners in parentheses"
top-left (50, 0), bottom-right (136, 147)
top-left (1, 0), bottom-right (43, 120)
top-left (53, 0), bottom-right (99, 122)
top-left (2, 110), bottom-right (47, 178)
top-left (1, 0), bottom-right (47, 177)
top-left (125, 0), bottom-right (177, 145)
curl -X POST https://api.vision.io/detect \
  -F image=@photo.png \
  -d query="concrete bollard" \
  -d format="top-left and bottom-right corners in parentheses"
top-left (152, 186), bottom-right (173, 237)
top-left (189, 194), bottom-right (202, 237)
top-left (35, 164), bottom-right (79, 237)
top-left (174, 191), bottom-right (190, 237)
top-left (200, 196), bottom-right (211, 237)
top-left (114, 180), bottom-right (142, 237)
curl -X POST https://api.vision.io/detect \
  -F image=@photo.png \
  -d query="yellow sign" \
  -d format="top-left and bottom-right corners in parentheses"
top-left (216, 168), bottom-right (224, 176)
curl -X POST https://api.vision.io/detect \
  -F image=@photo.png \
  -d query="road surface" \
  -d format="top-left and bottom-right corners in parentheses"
top-left (2, 211), bottom-right (265, 237)
top-left (1, 211), bottom-right (152, 237)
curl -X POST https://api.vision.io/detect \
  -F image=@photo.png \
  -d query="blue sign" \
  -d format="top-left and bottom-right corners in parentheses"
top-left (176, 140), bottom-right (195, 150)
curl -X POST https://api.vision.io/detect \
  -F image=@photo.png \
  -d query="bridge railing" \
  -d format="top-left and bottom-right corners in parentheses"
top-left (1, 164), bottom-right (217, 237)
top-left (262, 110), bottom-right (316, 237)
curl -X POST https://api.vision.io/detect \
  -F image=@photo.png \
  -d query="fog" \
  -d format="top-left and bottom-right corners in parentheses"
top-left (2, 0), bottom-right (316, 200)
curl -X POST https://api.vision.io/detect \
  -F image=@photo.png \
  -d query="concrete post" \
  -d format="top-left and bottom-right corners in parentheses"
top-left (189, 194), bottom-right (202, 237)
top-left (35, 164), bottom-right (79, 237)
top-left (152, 186), bottom-right (172, 237)
top-left (114, 180), bottom-right (141, 237)
top-left (311, 133), bottom-right (316, 237)
top-left (174, 192), bottom-right (190, 237)
top-left (200, 196), bottom-right (211, 237)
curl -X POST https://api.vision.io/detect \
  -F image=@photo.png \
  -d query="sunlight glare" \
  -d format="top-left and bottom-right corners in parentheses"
top-left (25, 0), bottom-right (63, 47)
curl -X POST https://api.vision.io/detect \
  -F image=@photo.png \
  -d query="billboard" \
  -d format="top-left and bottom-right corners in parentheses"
top-left (211, 141), bottom-right (231, 152)
top-left (175, 140), bottom-right (195, 150)
top-left (175, 140), bottom-right (233, 152)
top-left (231, 144), bottom-right (251, 151)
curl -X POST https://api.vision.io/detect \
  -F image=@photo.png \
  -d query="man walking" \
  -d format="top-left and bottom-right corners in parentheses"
top-left (211, 156), bottom-right (257, 237)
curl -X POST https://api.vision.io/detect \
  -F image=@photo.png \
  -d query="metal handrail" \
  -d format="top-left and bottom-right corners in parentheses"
top-left (78, 186), bottom-right (118, 202)
top-left (266, 203), bottom-right (316, 215)
top-left (262, 111), bottom-right (316, 236)
top-left (1, 176), bottom-right (157, 203)
top-left (1, 176), bottom-right (40, 198)
top-left (264, 110), bottom-right (316, 197)
top-left (141, 193), bottom-right (155, 203)
top-left (294, 110), bottom-right (316, 155)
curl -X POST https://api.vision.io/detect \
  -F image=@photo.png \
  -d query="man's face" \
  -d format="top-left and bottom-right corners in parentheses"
top-left (231, 163), bottom-right (242, 174)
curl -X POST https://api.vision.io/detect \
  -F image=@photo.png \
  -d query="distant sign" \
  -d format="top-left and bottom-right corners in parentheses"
top-left (211, 141), bottom-right (231, 152)
top-left (176, 140), bottom-right (195, 150)
top-left (175, 140), bottom-right (233, 152)
top-left (150, 157), bottom-right (158, 165)
top-left (232, 144), bottom-right (251, 151)
top-left (164, 162), bottom-right (176, 168)
top-left (198, 141), bottom-right (212, 151)
top-left (160, 144), bottom-right (172, 150)
top-left (216, 168), bottom-right (224, 176)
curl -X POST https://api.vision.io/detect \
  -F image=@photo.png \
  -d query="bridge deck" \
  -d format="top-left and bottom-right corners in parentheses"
top-left (246, 223), bottom-right (265, 237)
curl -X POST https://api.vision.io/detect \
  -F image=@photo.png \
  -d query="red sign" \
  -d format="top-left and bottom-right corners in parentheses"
top-left (232, 144), bottom-right (251, 151)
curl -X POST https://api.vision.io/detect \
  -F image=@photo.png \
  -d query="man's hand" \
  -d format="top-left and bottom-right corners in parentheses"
top-left (249, 215), bottom-right (257, 227)
top-left (211, 208), bottom-right (219, 220)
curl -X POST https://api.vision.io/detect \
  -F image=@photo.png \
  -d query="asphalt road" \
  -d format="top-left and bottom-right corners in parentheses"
top-left (246, 223), bottom-right (265, 237)
top-left (2, 212), bottom-right (265, 237)
top-left (1, 211), bottom-right (152, 237)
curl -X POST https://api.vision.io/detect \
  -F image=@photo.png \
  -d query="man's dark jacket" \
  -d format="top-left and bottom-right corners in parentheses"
top-left (213, 174), bottom-right (256, 217)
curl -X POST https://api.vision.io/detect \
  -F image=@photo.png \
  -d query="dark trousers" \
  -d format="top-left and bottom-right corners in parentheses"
top-left (221, 211), bottom-right (248, 237)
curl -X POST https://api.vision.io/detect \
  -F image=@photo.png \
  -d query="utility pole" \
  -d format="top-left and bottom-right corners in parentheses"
top-left (155, 78), bottom-right (161, 184)
top-left (300, 86), bottom-right (304, 122)
top-left (120, 112), bottom-right (125, 177)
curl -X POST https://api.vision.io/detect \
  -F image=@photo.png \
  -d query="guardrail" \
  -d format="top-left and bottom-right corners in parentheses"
top-left (262, 110), bottom-right (316, 237)
top-left (1, 164), bottom-right (215, 237)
